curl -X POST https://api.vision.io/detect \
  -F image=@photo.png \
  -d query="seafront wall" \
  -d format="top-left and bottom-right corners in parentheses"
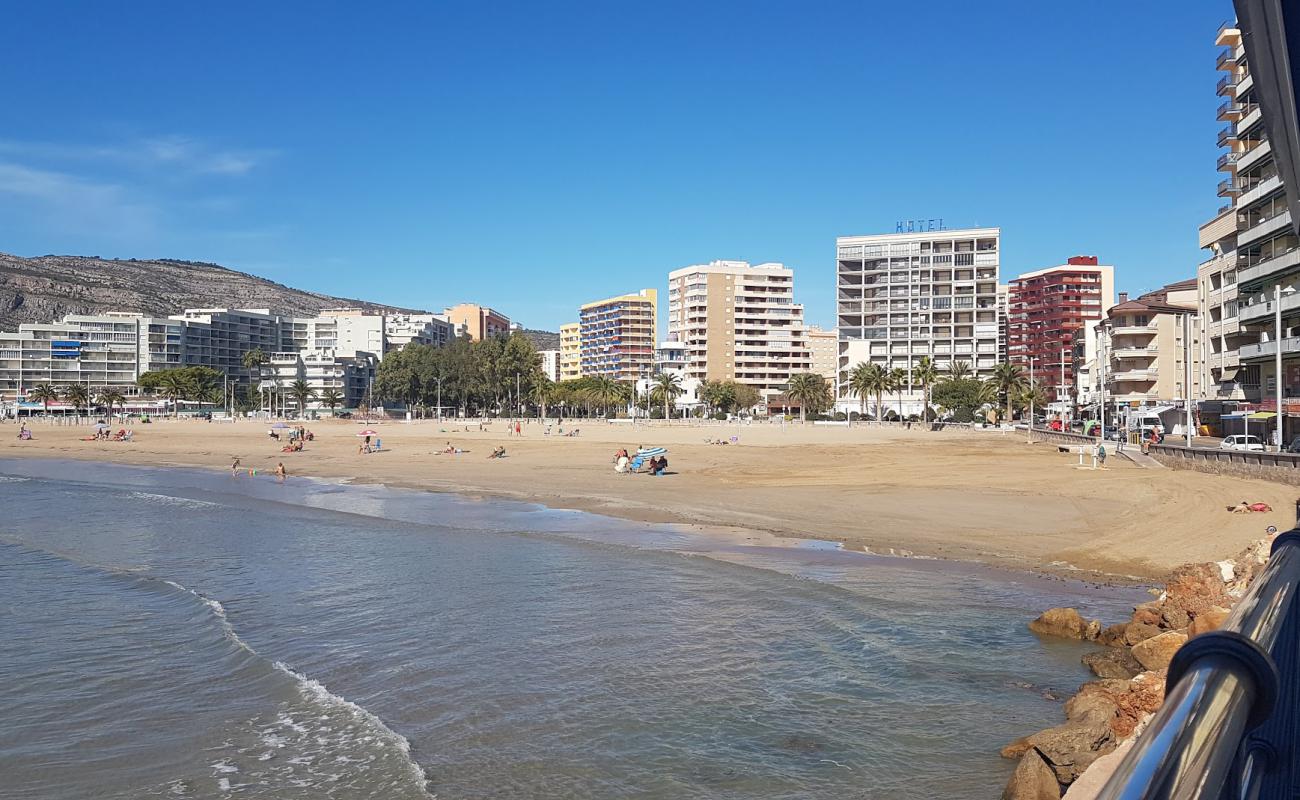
top-left (1148, 444), bottom-right (1300, 486)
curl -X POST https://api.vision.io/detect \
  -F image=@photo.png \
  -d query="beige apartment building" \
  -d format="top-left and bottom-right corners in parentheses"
top-left (1101, 280), bottom-right (1201, 412)
top-left (806, 325), bottom-right (839, 383)
top-left (578, 289), bottom-right (657, 382)
top-left (442, 303), bottom-right (511, 341)
top-left (666, 260), bottom-right (811, 402)
top-left (558, 322), bottom-right (581, 380)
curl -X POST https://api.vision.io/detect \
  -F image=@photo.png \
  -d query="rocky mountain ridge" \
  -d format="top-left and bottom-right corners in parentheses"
top-left (0, 252), bottom-right (424, 330)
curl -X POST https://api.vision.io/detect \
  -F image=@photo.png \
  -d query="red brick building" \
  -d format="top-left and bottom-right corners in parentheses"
top-left (1007, 257), bottom-right (1115, 393)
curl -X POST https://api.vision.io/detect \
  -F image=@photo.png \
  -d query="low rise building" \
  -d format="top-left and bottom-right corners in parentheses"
top-left (806, 325), bottom-right (839, 383)
top-left (1100, 280), bottom-right (1201, 426)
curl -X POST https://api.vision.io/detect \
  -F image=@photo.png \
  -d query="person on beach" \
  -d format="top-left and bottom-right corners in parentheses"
top-left (515, 421), bottom-right (522, 436)
top-left (373, 437), bottom-right (382, 452)
top-left (231, 457), bottom-right (241, 476)
top-left (488, 446), bottom-right (506, 459)
top-left (274, 462), bottom-right (287, 482)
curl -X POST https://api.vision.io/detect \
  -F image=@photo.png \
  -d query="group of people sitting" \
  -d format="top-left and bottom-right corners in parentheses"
top-left (612, 448), bottom-right (669, 476)
top-left (16, 425), bottom-right (31, 440)
top-left (269, 426), bottom-right (314, 443)
top-left (82, 426), bottom-right (133, 442)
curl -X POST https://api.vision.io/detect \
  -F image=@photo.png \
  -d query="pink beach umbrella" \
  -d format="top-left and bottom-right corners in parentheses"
top-left (356, 429), bottom-right (379, 437)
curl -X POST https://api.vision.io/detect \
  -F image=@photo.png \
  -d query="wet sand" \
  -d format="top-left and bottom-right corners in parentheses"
top-left (13, 417), bottom-right (1293, 580)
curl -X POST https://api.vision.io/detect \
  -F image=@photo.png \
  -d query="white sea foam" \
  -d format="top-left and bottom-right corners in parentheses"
top-left (129, 491), bottom-right (220, 510)
top-left (160, 577), bottom-right (431, 797)
top-left (0, 476), bottom-right (30, 483)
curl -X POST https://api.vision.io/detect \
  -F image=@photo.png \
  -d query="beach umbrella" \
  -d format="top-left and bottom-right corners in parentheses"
top-left (356, 429), bottom-right (379, 436)
top-left (271, 422), bottom-right (291, 429)
top-left (636, 446), bottom-right (668, 457)
top-left (93, 422), bottom-right (110, 430)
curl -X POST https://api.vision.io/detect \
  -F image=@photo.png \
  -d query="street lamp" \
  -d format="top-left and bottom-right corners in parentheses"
top-left (1274, 283), bottom-right (1297, 450)
top-left (1027, 355), bottom-right (1036, 444)
top-left (435, 376), bottom-right (443, 422)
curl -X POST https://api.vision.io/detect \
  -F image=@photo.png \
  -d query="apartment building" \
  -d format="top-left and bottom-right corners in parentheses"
top-left (666, 260), bottom-right (811, 403)
top-left (380, 313), bottom-right (457, 351)
top-left (997, 284), bottom-right (1010, 363)
top-left (1007, 256), bottom-right (1115, 409)
top-left (1100, 281), bottom-right (1201, 417)
top-left (835, 227), bottom-right (1000, 416)
top-left (578, 289), bottom-right (657, 382)
top-left (806, 325), bottom-right (839, 382)
top-left (443, 303), bottom-right (511, 341)
top-left (538, 349), bottom-right (561, 382)
top-left (654, 340), bottom-right (687, 376)
top-left (1220, 20), bottom-right (1300, 421)
top-left (558, 323), bottom-right (581, 380)
top-left (258, 350), bottom-right (377, 412)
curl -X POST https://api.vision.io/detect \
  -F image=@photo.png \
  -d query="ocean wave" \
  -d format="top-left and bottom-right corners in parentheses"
top-left (0, 475), bottom-right (30, 483)
top-left (129, 492), bottom-right (221, 510)
top-left (158, 578), bottom-right (431, 798)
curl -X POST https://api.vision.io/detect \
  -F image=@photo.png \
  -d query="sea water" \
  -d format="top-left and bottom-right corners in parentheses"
top-left (0, 459), bottom-right (1142, 799)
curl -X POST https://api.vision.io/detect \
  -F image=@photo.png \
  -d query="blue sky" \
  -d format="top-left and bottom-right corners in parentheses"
top-left (3, 1), bottom-right (1231, 332)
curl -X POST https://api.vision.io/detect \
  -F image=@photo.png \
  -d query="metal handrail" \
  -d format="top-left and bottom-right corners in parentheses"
top-left (1096, 531), bottom-right (1300, 799)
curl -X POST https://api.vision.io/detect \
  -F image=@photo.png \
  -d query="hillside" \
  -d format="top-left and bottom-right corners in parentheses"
top-left (0, 252), bottom-right (425, 330)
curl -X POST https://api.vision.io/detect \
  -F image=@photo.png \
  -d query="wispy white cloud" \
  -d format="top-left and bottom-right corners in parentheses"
top-left (0, 134), bottom-right (274, 176)
top-left (0, 162), bottom-right (157, 239)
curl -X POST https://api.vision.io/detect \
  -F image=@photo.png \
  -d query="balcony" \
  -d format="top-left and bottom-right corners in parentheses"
top-left (1111, 325), bottom-right (1157, 336)
top-left (1216, 22), bottom-right (1240, 47)
top-left (1217, 48), bottom-right (1237, 71)
top-left (1217, 74), bottom-right (1238, 96)
top-left (1238, 138), bottom-right (1272, 173)
top-left (1238, 245), bottom-right (1300, 288)
top-left (1237, 174), bottom-right (1283, 210)
top-left (1240, 209), bottom-right (1293, 249)
top-left (1218, 124), bottom-right (1238, 147)
top-left (1218, 179), bottom-right (1241, 198)
top-left (1217, 152), bottom-right (1242, 173)
top-left (1238, 285), bottom-right (1300, 324)
top-left (1111, 347), bottom-right (1156, 360)
top-left (1240, 336), bottom-right (1300, 361)
top-left (1111, 368), bottom-right (1158, 382)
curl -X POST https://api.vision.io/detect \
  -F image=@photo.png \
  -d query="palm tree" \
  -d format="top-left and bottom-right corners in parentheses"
top-left (698, 380), bottom-right (735, 416)
top-left (651, 372), bottom-right (683, 420)
top-left (785, 373), bottom-right (829, 423)
top-left (242, 348), bottom-right (268, 375)
top-left (1015, 380), bottom-right (1051, 420)
top-left (912, 356), bottom-right (938, 423)
top-left (288, 379), bottom-right (316, 416)
top-left (848, 362), bottom-right (889, 424)
top-left (530, 376), bottom-right (554, 420)
top-left (992, 362), bottom-right (1026, 423)
top-left (62, 384), bottom-right (90, 417)
top-left (584, 376), bottom-right (629, 416)
top-left (158, 371), bottom-right (188, 417)
top-left (946, 360), bottom-right (973, 382)
top-left (95, 388), bottom-right (126, 418)
top-left (319, 388), bottom-right (345, 417)
top-left (27, 383), bottom-right (59, 416)
top-left (887, 367), bottom-right (908, 422)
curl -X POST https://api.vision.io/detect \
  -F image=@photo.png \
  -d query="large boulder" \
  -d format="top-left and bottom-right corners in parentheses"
top-left (1163, 563), bottom-right (1233, 625)
top-left (1111, 673), bottom-right (1166, 739)
top-left (1123, 622), bottom-right (1162, 646)
top-left (1131, 631), bottom-right (1187, 672)
top-left (1027, 706), bottom-right (1116, 784)
top-left (1030, 608), bottom-right (1098, 640)
top-left (1082, 648), bottom-right (1143, 680)
top-left (1096, 623), bottom-right (1129, 647)
top-left (1189, 606), bottom-right (1231, 638)
top-left (1002, 748), bottom-right (1062, 800)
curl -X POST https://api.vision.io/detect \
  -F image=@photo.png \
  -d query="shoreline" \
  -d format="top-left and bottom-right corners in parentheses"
top-left (7, 418), bottom-right (1293, 582)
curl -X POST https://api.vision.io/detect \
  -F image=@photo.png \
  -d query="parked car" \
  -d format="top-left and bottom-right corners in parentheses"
top-left (1221, 434), bottom-right (1265, 452)
top-left (1286, 437), bottom-right (1300, 454)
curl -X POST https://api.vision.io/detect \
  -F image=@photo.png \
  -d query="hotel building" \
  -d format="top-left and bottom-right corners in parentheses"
top-left (835, 227), bottom-right (1001, 415)
top-left (558, 323), bottom-right (582, 380)
top-left (666, 260), bottom-right (811, 402)
top-left (442, 303), bottom-right (511, 341)
top-left (578, 289), bottom-right (658, 382)
top-left (1007, 256), bottom-right (1114, 407)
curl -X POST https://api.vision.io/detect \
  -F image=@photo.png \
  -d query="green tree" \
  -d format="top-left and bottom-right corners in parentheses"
top-left (848, 362), bottom-right (888, 424)
top-left (732, 382), bottom-right (761, 413)
top-left (530, 375), bottom-right (554, 419)
top-left (288, 379), bottom-right (316, 415)
top-left (242, 348), bottom-right (268, 375)
top-left (158, 371), bottom-right (189, 416)
top-left (931, 378), bottom-right (985, 423)
top-left (785, 372), bottom-right (831, 423)
top-left (887, 367), bottom-right (908, 421)
top-left (912, 356), bottom-right (938, 423)
top-left (319, 388), bottom-right (344, 416)
top-left (28, 383), bottom-right (59, 415)
top-left (62, 384), bottom-right (90, 416)
top-left (651, 372), bottom-right (683, 420)
top-left (946, 360), bottom-right (973, 382)
top-left (95, 388), bottom-right (126, 417)
top-left (991, 362), bottom-right (1026, 422)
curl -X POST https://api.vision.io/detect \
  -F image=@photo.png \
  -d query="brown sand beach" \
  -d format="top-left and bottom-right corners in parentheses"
top-left (10, 418), bottom-right (1292, 580)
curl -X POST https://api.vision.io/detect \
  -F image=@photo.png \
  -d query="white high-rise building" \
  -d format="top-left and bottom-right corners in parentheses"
top-left (666, 260), bottom-right (811, 403)
top-left (835, 227), bottom-right (1001, 417)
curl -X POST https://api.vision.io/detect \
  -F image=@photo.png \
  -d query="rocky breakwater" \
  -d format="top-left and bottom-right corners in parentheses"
top-left (999, 537), bottom-right (1272, 800)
